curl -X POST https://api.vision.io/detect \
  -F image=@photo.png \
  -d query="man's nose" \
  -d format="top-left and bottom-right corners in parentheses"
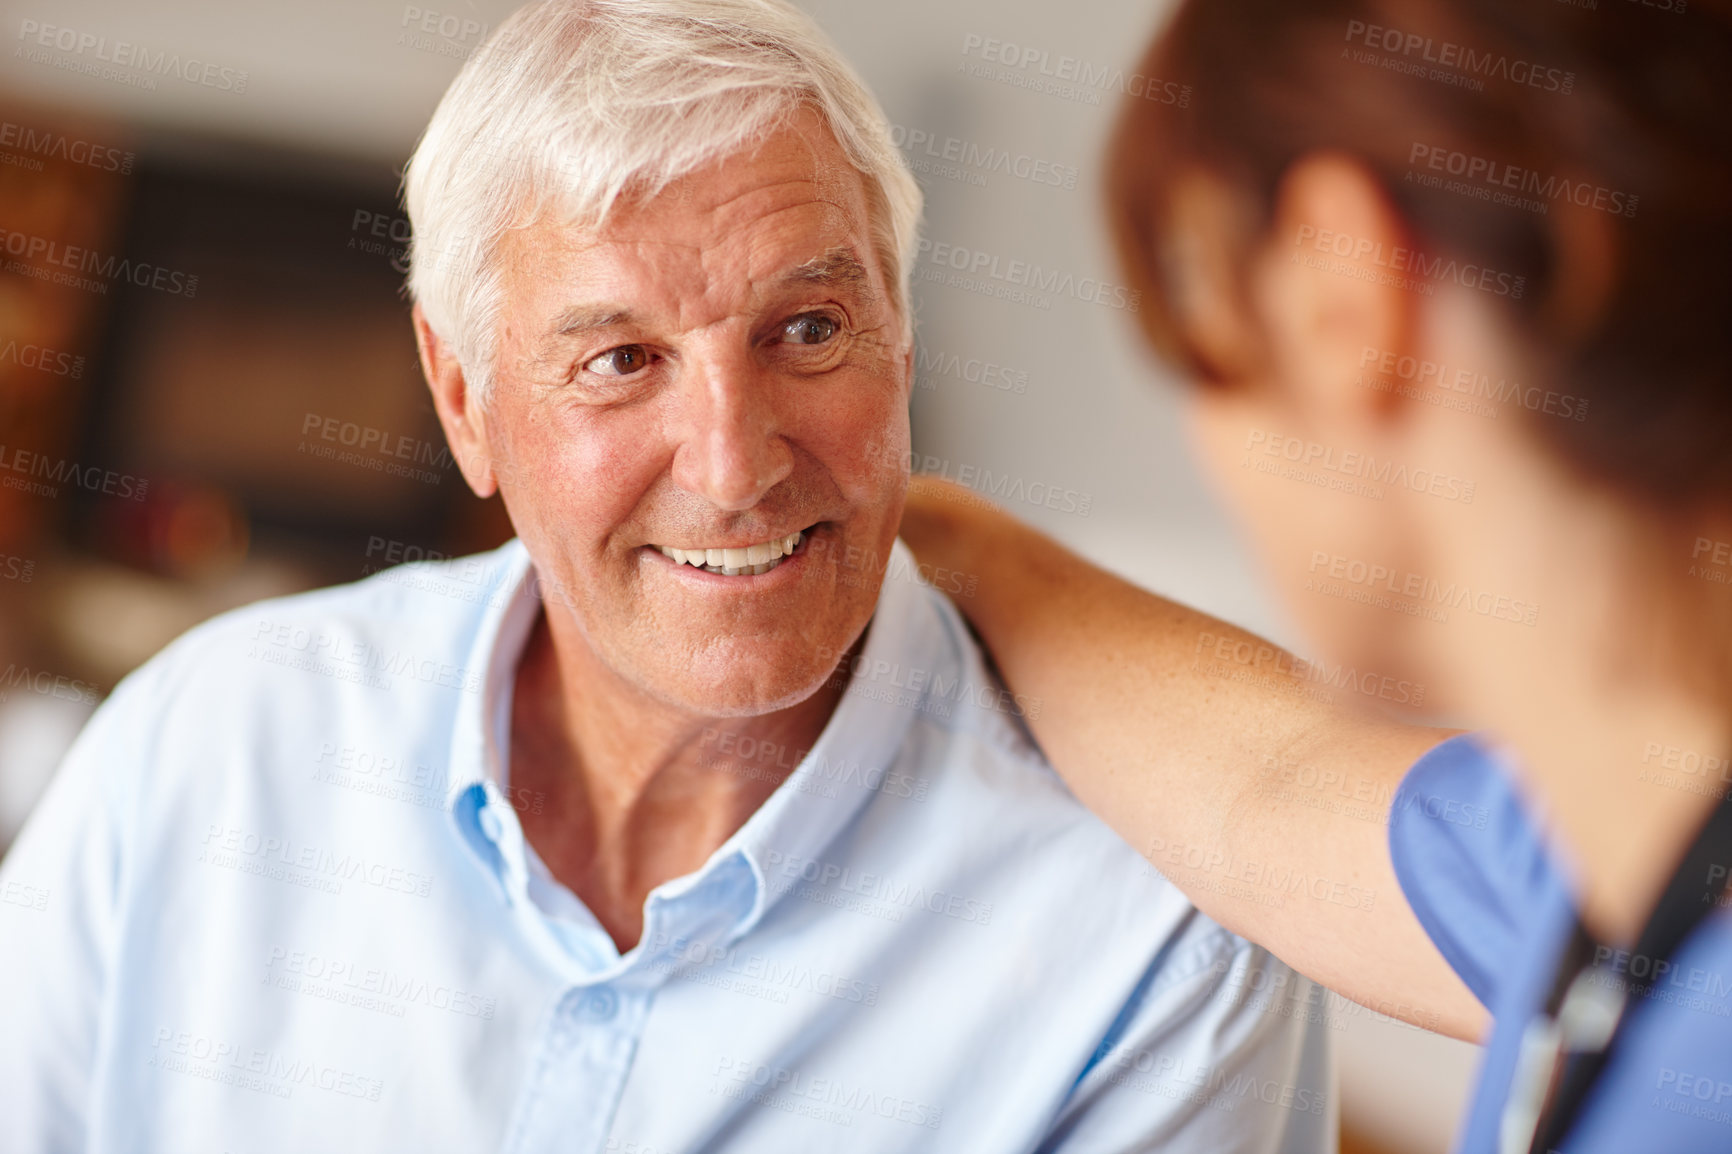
top-left (667, 349), bottom-right (794, 512)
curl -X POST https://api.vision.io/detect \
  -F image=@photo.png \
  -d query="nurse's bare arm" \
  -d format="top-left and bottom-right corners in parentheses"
top-left (900, 477), bottom-right (1486, 1042)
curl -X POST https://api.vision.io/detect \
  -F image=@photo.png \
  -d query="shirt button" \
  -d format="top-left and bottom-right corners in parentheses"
top-left (478, 806), bottom-right (504, 842)
top-left (577, 988), bottom-right (619, 1021)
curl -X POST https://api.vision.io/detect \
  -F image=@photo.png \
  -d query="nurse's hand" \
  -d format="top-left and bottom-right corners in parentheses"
top-left (898, 476), bottom-right (1488, 1042)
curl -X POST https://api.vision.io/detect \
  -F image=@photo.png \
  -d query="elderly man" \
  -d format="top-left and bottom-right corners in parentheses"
top-left (0, 1), bottom-right (1334, 1151)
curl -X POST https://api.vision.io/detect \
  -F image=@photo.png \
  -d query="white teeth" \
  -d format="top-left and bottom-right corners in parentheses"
top-left (656, 529), bottom-right (810, 575)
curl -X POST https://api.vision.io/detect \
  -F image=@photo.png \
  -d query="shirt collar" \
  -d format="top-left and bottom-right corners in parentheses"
top-left (721, 540), bottom-right (942, 931)
top-left (443, 536), bottom-right (947, 938)
top-left (443, 538), bottom-right (540, 810)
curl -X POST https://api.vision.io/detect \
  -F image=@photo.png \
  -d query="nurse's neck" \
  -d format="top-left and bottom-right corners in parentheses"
top-left (1536, 690), bottom-right (1731, 949)
top-left (1480, 518), bottom-right (1731, 947)
top-left (1420, 402), bottom-right (1732, 950)
top-left (1525, 534), bottom-right (1732, 948)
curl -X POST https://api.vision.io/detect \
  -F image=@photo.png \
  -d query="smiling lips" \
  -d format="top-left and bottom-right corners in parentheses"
top-left (656, 530), bottom-right (806, 576)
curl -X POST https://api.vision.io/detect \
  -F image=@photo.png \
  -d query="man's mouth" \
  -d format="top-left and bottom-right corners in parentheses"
top-left (655, 529), bottom-right (806, 576)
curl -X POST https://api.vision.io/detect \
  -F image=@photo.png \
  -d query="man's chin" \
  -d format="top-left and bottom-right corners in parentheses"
top-left (615, 637), bottom-right (860, 721)
top-left (652, 663), bottom-right (844, 720)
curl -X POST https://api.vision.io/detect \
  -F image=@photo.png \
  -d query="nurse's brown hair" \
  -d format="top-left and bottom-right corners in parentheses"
top-left (1106, 0), bottom-right (1732, 507)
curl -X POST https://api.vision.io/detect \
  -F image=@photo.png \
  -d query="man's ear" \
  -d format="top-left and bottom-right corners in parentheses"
top-left (412, 302), bottom-right (499, 499)
top-left (1250, 152), bottom-right (1418, 435)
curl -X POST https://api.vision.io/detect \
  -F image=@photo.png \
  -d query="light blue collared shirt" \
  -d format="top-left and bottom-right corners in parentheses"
top-left (0, 538), bottom-right (1334, 1153)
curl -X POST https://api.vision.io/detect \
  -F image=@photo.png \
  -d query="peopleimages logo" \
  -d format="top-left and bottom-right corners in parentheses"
top-left (262, 944), bottom-right (497, 1020)
top-left (1107, 1049), bottom-right (1329, 1117)
top-left (1194, 631), bottom-right (1426, 707)
top-left (1341, 19), bottom-right (1575, 95)
top-left (16, 19), bottom-right (250, 93)
top-left (901, 449), bottom-right (1092, 519)
top-left (959, 33), bottom-right (1192, 107)
top-left (764, 850), bottom-right (995, 927)
top-left (1357, 345), bottom-right (1589, 423)
top-left (298, 412), bottom-right (455, 486)
top-left (349, 209), bottom-right (411, 275)
top-left (917, 237), bottom-right (1140, 312)
top-left (0, 443), bottom-right (149, 502)
top-left (712, 1056), bottom-right (943, 1130)
top-left (888, 123), bottom-right (1078, 191)
top-left (914, 346), bottom-right (1029, 396)
top-left (1407, 142), bottom-right (1638, 218)
top-left (0, 664), bottom-right (100, 705)
top-left (148, 1027), bottom-right (383, 1102)
top-left (199, 822), bottom-right (436, 899)
top-left (0, 120), bottom-right (133, 173)
top-left (1293, 224), bottom-right (1525, 299)
top-left (0, 227), bottom-right (198, 297)
top-left (1241, 428), bottom-right (1477, 505)
top-left (398, 6), bottom-right (492, 61)
top-left (1305, 551), bottom-right (1540, 627)
top-left (0, 339), bottom-right (83, 379)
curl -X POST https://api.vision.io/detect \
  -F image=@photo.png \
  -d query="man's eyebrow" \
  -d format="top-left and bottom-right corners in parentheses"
top-left (783, 247), bottom-right (875, 298)
top-left (547, 305), bottom-right (632, 340)
top-left (543, 249), bottom-right (872, 341)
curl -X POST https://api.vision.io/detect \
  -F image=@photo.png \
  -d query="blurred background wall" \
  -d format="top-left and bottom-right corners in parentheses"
top-left (0, 0), bottom-right (1480, 1148)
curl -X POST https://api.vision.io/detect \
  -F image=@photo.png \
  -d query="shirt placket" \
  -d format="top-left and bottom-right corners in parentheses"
top-left (505, 978), bottom-right (651, 1154)
top-left (486, 794), bottom-right (758, 1154)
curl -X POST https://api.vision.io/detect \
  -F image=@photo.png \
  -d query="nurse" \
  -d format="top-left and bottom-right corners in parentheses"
top-left (901, 0), bottom-right (1732, 1149)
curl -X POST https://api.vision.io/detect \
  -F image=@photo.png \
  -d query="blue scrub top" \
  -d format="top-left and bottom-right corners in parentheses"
top-left (1390, 735), bottom-right (1732, 1152)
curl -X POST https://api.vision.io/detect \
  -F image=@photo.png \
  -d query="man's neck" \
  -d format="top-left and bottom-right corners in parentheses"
top-left (507, 609), bottom-right (848, 953)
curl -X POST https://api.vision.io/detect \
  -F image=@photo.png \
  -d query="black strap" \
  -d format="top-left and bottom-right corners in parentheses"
top-left (1531, 785), bottom-right (1732, 1151)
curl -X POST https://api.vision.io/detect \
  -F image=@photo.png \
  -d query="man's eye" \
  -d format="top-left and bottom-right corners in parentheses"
top-left (584, 345), bottom-right (651, 376)
top-left (781, 314), bottom-right (839, 345)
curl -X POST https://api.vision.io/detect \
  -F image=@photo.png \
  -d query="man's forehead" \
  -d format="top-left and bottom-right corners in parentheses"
top-left (539, 114), bottom-right (868, 248)
top-left (499, 116), bottom-right (888, 327)
top-left (566, 196), bottom-right (863, 277)
top-left (632, 108), bottom-right (864, 219)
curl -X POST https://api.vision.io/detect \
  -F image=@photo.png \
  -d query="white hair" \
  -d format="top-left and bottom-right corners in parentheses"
top-left (403, 0), bottom-right (923, 401)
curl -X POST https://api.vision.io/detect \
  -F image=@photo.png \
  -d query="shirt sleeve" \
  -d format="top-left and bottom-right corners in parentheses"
top-left (0, 648), bottom-right (175, 1152)
top-left (1034, 926), bottom-right (1336, 1154)
top-left (1386, 733), bottom-right (1566, 1009)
